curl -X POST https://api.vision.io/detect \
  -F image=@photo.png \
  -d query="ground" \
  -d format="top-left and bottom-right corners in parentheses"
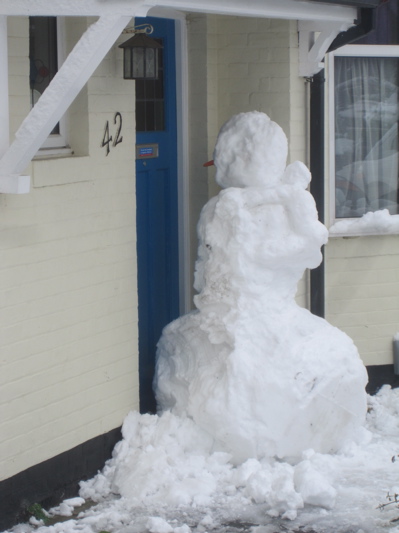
top-left (8, 386), bottom-right (399, 533)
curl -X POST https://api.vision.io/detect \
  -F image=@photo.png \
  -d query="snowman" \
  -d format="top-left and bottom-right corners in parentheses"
top-left (154, 111), bottom-right (368, 463)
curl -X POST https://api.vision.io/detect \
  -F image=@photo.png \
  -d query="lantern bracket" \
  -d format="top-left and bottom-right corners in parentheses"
top-left (122, 23), bottom-right (154, 35)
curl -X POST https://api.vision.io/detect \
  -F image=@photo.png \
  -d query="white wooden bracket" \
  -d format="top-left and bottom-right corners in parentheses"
top-left (298, 20), bottom-right (354, 78)
top-left (0, 13), bottom-right (132, 194)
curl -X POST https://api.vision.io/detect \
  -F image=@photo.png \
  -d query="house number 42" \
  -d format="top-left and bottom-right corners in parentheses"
top-left (102, 112), bottom-right (123, 156)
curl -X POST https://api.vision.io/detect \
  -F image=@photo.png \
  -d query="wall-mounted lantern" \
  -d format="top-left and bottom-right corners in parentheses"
top-left (119, 24), bottom-right (162, 80)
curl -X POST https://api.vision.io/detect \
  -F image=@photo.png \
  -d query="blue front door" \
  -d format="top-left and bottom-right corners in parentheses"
top-left (135, 17), bottom-right (180, 414)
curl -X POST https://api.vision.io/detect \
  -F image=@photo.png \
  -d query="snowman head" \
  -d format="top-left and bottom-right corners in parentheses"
top-left (213, 111), bottom-right (288, 189)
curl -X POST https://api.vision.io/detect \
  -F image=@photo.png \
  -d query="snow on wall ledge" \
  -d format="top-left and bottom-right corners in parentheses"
top-left (329, 209), bottom-right (399, 237)
top-left (154, 112), bottom-right (368, 463)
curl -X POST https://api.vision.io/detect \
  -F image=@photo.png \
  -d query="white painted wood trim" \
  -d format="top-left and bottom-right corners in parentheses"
top-left (298, 20), bottom-right (353, 77)
top-left (326, 51), bottom-right (336, 229)
top-left (0, 0), bottom-right (357, 23)
top-left (0, 16), bottom-right (9, 158)
top-left (0, 14), bottom-right (132, 193)
top-left (0, 174), bottom-right (30, 194)
top-left (153, 0), bottom-right (357, 22)
top-left (175, 15), bottom-right (191, 314)
top-left (0, 16), bottom-right (28, 193)
top-left (146, 7), bottom-right (191, 314)
top-left (175, 16), bottom-right (191, 314)
top-left (332, 43), bottom-right (399, 57)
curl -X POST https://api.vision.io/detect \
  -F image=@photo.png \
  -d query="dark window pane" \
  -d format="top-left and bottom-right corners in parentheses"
top-left (154, 78), bottom-right (163, 99)
top-left (29, 17), bottom-right (57, 102)
top-left (146, 79), bottom-right (155, 100)
top-left (136, 79), bottom-right (145, 99)
top-left (29, 17), bottom-right (60, 135)
top-left (136, 101), bottom-right (146, 131)
top-left (146, 101), bottom-right (155, 131)
top-left (135, 39), bottom-right (165, 132)
top-left (154, 101), bottom-right (164, 131)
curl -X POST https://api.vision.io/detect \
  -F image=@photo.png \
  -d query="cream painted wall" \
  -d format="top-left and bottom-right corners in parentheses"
top-left (187, 14), bottom-right (309, 308)
top-left (187, 14), bottom-right (212, 296)
top-left (325, 236), bottom-right (399, 367)
top-left (1, 16), bottom-right (139, 481)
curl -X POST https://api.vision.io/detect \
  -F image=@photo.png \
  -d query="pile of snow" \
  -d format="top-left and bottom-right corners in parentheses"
top-left (80, 409), bottom-right (340, 521)
top-left (8, 387), bottom-right (399, 533)
top-left (329, 209), bottom-right (399, 236)
top-left (81, 411), bottom-right (304, 518)
top-left (49, 499), bottom-right (85, 518)
top-left (155, 111), bottom-right (368, 462)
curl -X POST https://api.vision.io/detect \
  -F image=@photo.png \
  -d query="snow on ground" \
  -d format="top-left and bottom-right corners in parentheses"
top-left (6, 386), bottom-right (399, 533)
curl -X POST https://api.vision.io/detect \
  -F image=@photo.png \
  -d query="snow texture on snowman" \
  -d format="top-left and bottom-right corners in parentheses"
top-left (154, 111), bottom-right (368, 463)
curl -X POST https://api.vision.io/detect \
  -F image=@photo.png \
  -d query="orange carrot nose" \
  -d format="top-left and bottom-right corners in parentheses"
top-left (203, 160), bottom-right (214, 167)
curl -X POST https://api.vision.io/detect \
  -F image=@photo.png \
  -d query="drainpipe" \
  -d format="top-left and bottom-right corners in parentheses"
top-left (309, 70), bottom-right (325, 319)
top-left (328, 7), bottom-right (375, 52)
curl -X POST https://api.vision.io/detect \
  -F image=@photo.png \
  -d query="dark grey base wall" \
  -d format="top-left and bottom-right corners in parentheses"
top-left (366, 363), bottom-right (399, 395)
top-left (1, 366), bottom-right (399, 531)
top-left (0, 427), bottom-right (121, 532)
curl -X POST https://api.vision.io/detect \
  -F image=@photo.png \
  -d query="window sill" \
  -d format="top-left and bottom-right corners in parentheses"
top-left (33, 147), bottom-right (74, 160)
top-left (328, 210), bottom-right (399, 237)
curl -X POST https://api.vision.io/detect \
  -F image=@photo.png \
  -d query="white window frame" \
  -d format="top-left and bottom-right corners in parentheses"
top-left (32, 17), bottom-right (71, 155)
top-left (327, 44), bottom-right (399, 235)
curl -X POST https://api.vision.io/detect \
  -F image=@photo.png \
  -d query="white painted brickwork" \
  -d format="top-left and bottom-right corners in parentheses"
top-left (214, 17), bottom-right (306, 165)
top-left (1, 17), bottom-right (138, 481)
top-left (202, 15), bottom-right (308, 306)
top-left (325, 236), bottom-right (399, 366)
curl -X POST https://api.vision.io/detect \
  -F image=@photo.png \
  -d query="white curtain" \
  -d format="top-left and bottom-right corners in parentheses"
top-left (334, 56), bottom-right (399, 218)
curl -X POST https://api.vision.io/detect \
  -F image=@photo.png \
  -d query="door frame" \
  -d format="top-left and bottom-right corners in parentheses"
top-left (142, 7), bottom-right (191, 315)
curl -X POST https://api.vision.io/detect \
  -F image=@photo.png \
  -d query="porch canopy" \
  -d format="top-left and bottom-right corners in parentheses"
top-left (0, 0), bottom-right (377, 193)
top-left (311, 0), bottom-right (379, 5)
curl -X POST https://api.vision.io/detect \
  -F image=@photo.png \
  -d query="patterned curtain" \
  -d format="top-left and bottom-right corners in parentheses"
top-left (334, 56), bottom-right (399, 217)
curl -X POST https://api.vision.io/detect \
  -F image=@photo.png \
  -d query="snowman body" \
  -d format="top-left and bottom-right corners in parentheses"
top-left (154, 112), bottom-right (368, 462)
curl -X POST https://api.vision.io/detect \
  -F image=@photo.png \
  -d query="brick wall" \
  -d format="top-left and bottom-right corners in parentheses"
top-left (1, 16), bottom-right (139, 481)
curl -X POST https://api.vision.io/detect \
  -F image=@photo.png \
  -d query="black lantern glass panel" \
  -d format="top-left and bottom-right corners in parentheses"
top-left (123, 47), bottom-right (131, 78)
top-left (119, 33), bottom-right (162, 80)
top-left (145, 48), bottom-right (155, 77)
top-left (132, 48), bottom-right (145, 78)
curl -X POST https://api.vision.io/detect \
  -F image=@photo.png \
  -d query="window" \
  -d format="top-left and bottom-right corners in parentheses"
top-left (135, 38), bottom-right (164, 132)
top-left (329, 45), bottom-right (399, 221)
top-left (29, 16), bottom-right (69, 151)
